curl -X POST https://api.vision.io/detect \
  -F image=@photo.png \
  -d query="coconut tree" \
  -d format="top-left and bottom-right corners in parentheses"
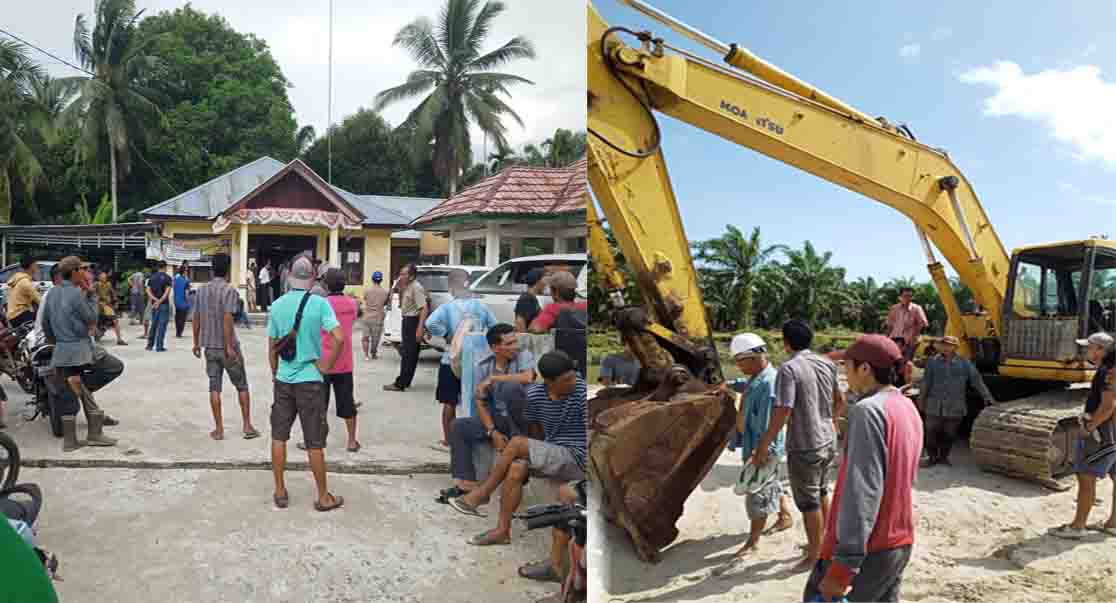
top-left (295, 125), bottom-right (316, 155)
top-left (62, 0), bottom-right (164, 222)
top-left (780, 241), bottom-right (850, 327)
top-left (373, 0), bottom-right (536, 195)
top-left (541, 128), bottom-right (586, 167)
top-left (0, 40), bottom-right (48, 224)
top-left (692, 225), bottom-right (786, 329)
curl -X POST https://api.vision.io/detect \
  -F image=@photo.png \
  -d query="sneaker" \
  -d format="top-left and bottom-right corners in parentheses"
top-left (382, 383), bottom-right (404, 392)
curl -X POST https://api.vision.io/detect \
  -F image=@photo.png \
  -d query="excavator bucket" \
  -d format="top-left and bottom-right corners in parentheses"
top-left (589, 386), bottom-right (736, 563)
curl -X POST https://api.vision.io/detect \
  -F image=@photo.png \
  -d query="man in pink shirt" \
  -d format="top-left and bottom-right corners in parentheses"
top-left (299, 268), bottom-right (360, 452)
top-left (885, 287), bottom-right (928, 362)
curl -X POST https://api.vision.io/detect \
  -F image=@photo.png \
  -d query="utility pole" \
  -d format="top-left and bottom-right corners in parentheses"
top-left (327, 0), bottom-right (333, 184)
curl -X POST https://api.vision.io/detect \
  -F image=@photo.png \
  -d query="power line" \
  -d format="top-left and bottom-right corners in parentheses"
top-left (130, 141), bottom-right (180, 196)
top-left (0, 26), bottom-right (94, 77)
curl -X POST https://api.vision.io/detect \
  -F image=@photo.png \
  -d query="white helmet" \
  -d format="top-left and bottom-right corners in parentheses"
top-left (730, 333), bottom-right (767, 358)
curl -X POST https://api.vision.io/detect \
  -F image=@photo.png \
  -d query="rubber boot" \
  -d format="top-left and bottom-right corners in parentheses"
top-left (62, 416), bottom-right (85, 452)
top-left (86, 411), bottom-right (117, 447)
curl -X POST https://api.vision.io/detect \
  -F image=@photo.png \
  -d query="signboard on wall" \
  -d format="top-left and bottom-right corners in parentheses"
top-left (146, 236), bottom-right (231, 262)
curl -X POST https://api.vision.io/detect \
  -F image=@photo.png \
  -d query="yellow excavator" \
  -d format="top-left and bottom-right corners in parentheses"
top-left (587, 0), bottom-right (1116, 562)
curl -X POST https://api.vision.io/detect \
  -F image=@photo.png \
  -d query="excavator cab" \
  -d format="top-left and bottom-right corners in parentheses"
top-left (998, 240), bottom-right (1116, 382)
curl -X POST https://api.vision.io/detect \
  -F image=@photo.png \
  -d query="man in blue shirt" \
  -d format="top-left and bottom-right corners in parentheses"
top-left (722, 332), bottom-right (794, 558)
top-left (173, 265), bottom-right (192, 338)
top-left (145, 261), bottom-right (173, 351)
top-left (424, 269), bottom-right (497, 447)
top-left (267, 256), bottom-right (345, 512)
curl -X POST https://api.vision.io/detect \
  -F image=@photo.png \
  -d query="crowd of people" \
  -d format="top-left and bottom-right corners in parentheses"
top-left (700, 285), bottom-right (1116, 601)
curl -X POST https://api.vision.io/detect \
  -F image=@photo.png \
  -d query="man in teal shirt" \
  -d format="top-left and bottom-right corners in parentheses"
top-left (0, 518), bottom-right (57, 601)
top-left (267, 256), bottom-right (345, 512)
top-left (722, 332), bottom-right (794, 558)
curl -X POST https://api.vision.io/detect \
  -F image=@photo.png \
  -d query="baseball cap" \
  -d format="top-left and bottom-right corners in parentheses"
top-left (524, 268), bottom-right (546, 287)
top-left (1076, 332), bottom-right (1115, 350)
top-left (730, 333), bottom-right (767, 358)
top-left (372, 271), bottom-right (383, 282)
top-left (845, 334), bottom-right (903, 370)
top-left (288, 256), bottom-right (314, 290)
top-left (58, 256), bottom-right (91, 274)
top-left (547, 270), bottom-right (577, 292)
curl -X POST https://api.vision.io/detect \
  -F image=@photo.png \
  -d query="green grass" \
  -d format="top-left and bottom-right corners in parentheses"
top-left (589, 327), bottom-right (864, 381)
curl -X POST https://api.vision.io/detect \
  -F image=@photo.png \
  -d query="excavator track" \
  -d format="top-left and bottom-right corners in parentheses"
top-left (969, 388), bottom-right (1089, 491)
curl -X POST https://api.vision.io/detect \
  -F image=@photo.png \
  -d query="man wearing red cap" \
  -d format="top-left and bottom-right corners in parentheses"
top-left (804, 334), bottom-right (923, 603)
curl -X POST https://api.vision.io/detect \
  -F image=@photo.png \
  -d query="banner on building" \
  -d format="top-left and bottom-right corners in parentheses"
top-left (146, 236), bottom-right (231, 262)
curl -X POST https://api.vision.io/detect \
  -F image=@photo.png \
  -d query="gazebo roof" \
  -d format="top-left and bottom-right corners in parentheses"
top-left (410, 158), bottom-right (586, 229)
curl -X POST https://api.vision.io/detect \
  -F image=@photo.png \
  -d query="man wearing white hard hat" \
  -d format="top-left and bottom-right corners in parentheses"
top-left (1051, 332), bottom-right (1116, 539)
top-left (719, 332), bottom-right (794, 559)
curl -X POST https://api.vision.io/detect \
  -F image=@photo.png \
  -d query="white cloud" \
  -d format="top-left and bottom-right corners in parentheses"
top-left (9, 0), bottom-right (583, 169)
top-left (960, 61), bottom-right (1116, 166)
top-left (931, 27), bottom-right (953, 41)
top-left (899, 43), bottom-right (921, 58)
top-left (1057, 181), bottom-right (1116, 205)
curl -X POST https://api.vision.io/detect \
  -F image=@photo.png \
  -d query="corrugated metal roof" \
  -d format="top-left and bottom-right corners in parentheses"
top-left (410, 159), bottom-right (586, 228)
top-left (140, 156), bottom-right (444, 228)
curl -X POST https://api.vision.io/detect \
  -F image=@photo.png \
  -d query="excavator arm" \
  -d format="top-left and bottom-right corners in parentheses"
top-left (588, 1), bottom-right (1012, 367)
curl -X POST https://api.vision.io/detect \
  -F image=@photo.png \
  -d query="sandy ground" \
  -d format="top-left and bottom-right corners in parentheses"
top-left (591, 444), bottom-right (1116, 603)
top-left (1, 323), bottom-right (560, 602)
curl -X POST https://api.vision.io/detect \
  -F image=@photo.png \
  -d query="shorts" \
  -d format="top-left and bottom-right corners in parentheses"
top-left (1073, 437), bottom-right (1116, 478)
top-left (361, 317), bottom-right (384, 335)
top-left (323, 372), bottom-right (356, 419)
top-left (205, 348), bottom-right (249, 393)
top-left (803, 545), bottom-right (912, 603)
top-left (787, 442), bottom-right (837, 513)
top-left (745, 463), bottom-right (786, 521)
top-left (525, 439), bottom-right (586, 482)
top-left (271, 380), bottom-right (328, 449)
top-left (435, 362), bottom-right (462, 405)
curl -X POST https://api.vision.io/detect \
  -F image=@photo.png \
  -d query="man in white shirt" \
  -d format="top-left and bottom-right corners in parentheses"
top-left (258, 260), bottom-right (272, 311)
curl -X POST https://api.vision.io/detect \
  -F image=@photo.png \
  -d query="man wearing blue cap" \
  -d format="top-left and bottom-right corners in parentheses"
top-left (361, 271), bottom-right (390, 360)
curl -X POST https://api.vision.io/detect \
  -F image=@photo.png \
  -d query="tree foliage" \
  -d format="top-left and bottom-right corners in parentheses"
top-left (374, 0), bottom-right (536, 195)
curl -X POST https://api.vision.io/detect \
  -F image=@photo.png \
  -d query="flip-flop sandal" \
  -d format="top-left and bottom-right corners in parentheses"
top-left (518, 560), bottom-right (561, 583)
top-left (273, 493), bottom-right (289, 509)
top-left (468, 531), bottom-right (510, 546)
top-left (449, 497), bottom-right (486, 518)
top-left (1050, 524), bottom-right (1086, 540)
top-left (347, 442), bottom-right (361, 452)
top-left (244, 430), bottom-right (261, 440)
top-left (314, 494), bottom-right (344, 512)
top-left (1087, 523), bottom-right (1116, 536)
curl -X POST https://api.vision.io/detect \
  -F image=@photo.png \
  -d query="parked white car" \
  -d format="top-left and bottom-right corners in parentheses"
top-left (0, 261), bottom-right (58, 308)
top-left (468, 254), bottom-right (588, 326)
top-left (382, 265), bottom-right (493, 353)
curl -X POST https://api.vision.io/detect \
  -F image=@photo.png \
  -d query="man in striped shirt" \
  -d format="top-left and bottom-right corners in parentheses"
top-left (192, 254), bottom-right (260, 441)
top-left (449, 351), bottom-right (587, 547)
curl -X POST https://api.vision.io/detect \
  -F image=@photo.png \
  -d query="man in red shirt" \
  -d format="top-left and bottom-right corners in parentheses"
top-left (529, 271), bottom-right (585, 332)
top-left (804, 334), bottom-right (922, 603)
top-left (530, 270), bottom-right (587, 376)
top-left (885, 287), bottom-right (928, 362)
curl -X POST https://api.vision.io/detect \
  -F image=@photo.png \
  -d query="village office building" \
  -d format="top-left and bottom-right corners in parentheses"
top-left (139, 157), bottom-right (447, 296)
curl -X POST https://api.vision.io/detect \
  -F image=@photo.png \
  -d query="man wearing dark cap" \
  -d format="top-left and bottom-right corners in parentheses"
top-left (530, 271), bottom-right (587, 378)
top-left (803, 334), bottom-right (922, 603)
top-left (751, 319), bottom-right (844, 572)
top-left (514, 268), bottom-right (547, 333)
top-left (41, 256), bottom-right (120, 451)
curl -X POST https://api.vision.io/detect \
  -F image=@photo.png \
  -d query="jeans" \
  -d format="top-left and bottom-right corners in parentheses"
top-left (449, 415), bottom-right (521, 482)
top-left (174, 307), bottom-right (190, 337)
top-left (130, 292), bottom-right (143, 319)
top-left (51, 347), bottom-right (124, 417)
top-left (148, 304), bottom-right (169, 350)
top-left (395, 316), bottom-right (420, 389)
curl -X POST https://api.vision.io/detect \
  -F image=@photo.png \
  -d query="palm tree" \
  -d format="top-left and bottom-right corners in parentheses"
top-left (692, 225), bottom-right (786, 329)
top-left (780, 241), bottom-right (850, 327)
top-left (846, 276), bottom-right (886, 332)
top-left (29, 74), bottom-right (79, 121)
top-left (62, 0), bottom-right (164, 222)
top-left (0, 40), bottom-right (47, 224)
top-left (488, 147), bottom-right (519, 174)
top-left (373, 0), bottom-right (536, 195)
top-left (541, 129), bottom-right (586, 167)
top-left (295, 125), bottom-right (316, 155)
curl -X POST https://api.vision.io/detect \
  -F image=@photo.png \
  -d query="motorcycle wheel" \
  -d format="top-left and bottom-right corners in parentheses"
top-left (16, 371), bottom-right (33, 395)
top-left (47, 395), bottom-right (62, 438)
top-left (0, 431), bottom-right (20, 491)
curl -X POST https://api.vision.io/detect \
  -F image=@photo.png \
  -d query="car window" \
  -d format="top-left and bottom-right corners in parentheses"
top-left (472, 260), bottom-right (585, 293)
top-left (468, 270), bottom-right (489, 286)
top-left (0, 267), bottom-right (16, 284)
top-left (416, 272), bottom-right (450, 293)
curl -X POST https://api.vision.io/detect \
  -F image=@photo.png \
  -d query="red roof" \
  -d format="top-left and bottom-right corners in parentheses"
top-left (411, 159), bottom-right (586, 227)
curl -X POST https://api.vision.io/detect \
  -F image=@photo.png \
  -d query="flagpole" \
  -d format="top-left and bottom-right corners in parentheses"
top-left (327, 0), bottom-right (333, 185)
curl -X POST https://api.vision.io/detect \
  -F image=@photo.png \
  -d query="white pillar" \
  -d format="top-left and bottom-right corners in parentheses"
top-left (448, 227), bottom-right (460, 265)
top-left (238, 223), bottom-right (249, 285)
top-left (484, 222), bottom-right (500, 267)
top-left (553, 236), bottom-right (567, 254)
top-left (329, 227), bottom-right (340, 268)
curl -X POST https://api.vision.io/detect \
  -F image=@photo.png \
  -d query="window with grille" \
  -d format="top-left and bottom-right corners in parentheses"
top-left (341, 237), bottom-right (364, 285)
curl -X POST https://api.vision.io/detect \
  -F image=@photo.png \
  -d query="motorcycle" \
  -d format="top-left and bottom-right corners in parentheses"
top-left (24, 334), bottom-right (63, 438)
top-left (515, 480), bottom-right (587, 603)
top-left (0, 321), bottom-right (35, 395)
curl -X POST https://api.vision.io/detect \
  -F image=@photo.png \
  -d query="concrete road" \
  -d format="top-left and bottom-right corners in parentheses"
top-left (1, 323), bottom-right (561, 602)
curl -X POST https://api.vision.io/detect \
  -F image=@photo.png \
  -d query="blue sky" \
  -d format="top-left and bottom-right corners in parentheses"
top-left (592, 0), bottom-right (1116, 280)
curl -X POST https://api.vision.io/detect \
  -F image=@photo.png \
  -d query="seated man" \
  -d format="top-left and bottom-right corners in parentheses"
top-left (519, 480), bottom-right (583, 589)
top-left (598, 350), bottom-right (640, 387)
top-left (439, 323), bottom-right (536, 502)
top-left (449, 350), bottom-right (587, 546)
